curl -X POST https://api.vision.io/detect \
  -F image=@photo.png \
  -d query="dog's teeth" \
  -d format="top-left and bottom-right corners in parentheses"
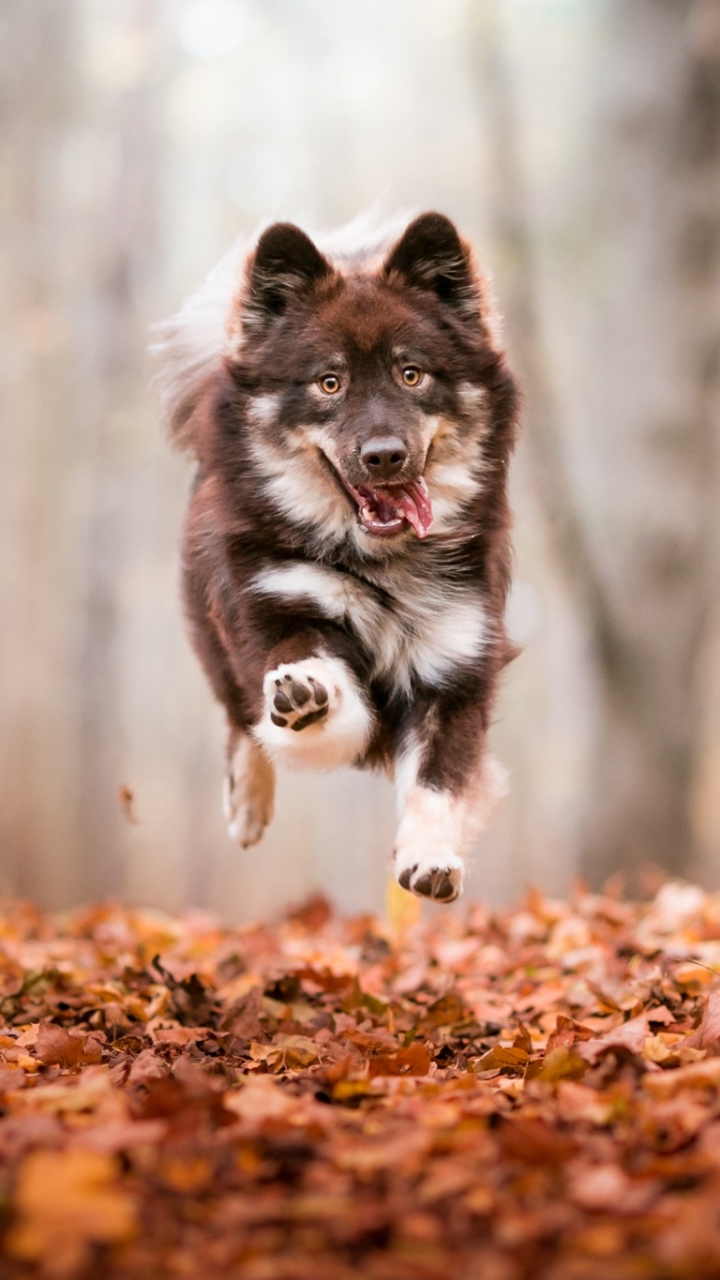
top-left (360, 506), bottom-right (373, 522)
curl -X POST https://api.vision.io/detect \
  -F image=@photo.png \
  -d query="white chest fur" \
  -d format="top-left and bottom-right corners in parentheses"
top-left (251, 560), bottom-right (487, 693)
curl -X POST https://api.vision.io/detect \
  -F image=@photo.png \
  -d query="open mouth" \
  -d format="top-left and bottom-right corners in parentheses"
top-left (345, 477), bottom-right (433, 539)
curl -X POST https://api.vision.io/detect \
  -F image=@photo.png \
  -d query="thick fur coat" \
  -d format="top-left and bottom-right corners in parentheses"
top-left (154, 212), bottom-right (519, 902)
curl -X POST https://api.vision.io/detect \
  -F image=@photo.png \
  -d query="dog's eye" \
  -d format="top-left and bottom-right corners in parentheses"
top-left (318, 374), bottom-right (342, 395)
top-left (401, 366), bottom-right (424, 388)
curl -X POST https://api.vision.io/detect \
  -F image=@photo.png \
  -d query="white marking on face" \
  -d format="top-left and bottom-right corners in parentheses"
top-left (251, 561), bottom-right (488, 693)
top-left (421, 402), bottom-right (490, 533)
top-left (246, 393), bottom-right (282, 427)
top-left (245, 430), bottom-right (353, 551)
top-left (457, 382), bottom-right (490, 415)
top-left (252, 656), bottom-right (373, 771)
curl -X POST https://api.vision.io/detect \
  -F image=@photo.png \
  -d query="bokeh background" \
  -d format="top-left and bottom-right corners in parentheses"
top-left (1, 0), bottom-right (719, 919)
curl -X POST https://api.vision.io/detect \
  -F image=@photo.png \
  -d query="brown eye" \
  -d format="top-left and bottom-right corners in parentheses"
top-left (319, 374), bottom-right (341, 395)
top-left (402, 366), bottom-right (423, 387)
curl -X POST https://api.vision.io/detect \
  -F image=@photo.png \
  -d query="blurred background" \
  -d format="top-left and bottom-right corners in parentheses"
top-left (1, 0), bottom-right (719, 919)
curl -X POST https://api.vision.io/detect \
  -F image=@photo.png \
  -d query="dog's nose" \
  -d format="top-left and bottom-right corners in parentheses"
top-left (360, 437), bottom-right (408, 482)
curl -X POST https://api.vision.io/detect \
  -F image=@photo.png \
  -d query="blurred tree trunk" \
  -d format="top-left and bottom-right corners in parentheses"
top-left (479, 0), bottom-right (720, 883)
top-left (0, 1), bottom-right (166, 905)
top-left (582, 0), bottom-right (720, 883)
top-left (0, 1), bottom-right (83, 903)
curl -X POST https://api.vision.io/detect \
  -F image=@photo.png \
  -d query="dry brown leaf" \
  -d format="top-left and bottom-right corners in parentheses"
top-left (36, 1023), bottom-right (103, 1068)
top-left (684, 989), bottom-right (720, 1052)
top-left (643, 1056), bottom-right (720, 1099)
top-left (3, 885), bottom-right (720, 1278)
top-left (473, 1045), bottom-right (529, 1073)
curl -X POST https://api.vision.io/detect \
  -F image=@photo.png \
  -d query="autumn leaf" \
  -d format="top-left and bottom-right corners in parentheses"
top-left (3, 885), bottom-right (720, 1277)
top-left (117, 784), bottom-right (138, 825)
top-left (531, 1046), bottom-right (588, 1084)
top-left (36, 1022), bottom-right (103, 1068)
top-left (5, 1150), bottom-right (137, 1272)
top-left (386, 874), bottom-right (421, 940)
top-left (367, 1042), bottom-right (431, 1077)
top-left (423, 992), bottom-right (466, 1027)
top-left (684, 989), bottom-right (720, 1052)
top-left (472, 1044), bottom-right (529, 1073)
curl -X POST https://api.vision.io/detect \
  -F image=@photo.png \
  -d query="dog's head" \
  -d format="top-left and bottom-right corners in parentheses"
top-left (209, 214), bottom-right (515, 555)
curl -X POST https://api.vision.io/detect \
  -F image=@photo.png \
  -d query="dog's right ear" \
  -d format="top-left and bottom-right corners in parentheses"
top-left (246, 223), bottom-right (333, 321)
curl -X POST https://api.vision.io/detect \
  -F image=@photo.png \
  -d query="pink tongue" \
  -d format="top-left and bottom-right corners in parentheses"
top-left (395, 478), bottom-right (433, 538)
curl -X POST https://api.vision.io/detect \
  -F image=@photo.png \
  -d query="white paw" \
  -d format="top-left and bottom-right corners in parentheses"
top-left (264, 661), bottom-right (333, 732)
top-left (223, 736), bottom-right (275, 849)
top-left (394, 848), bottom-right (464, 903)
top-left (254, 657), bottom-right (373, 771)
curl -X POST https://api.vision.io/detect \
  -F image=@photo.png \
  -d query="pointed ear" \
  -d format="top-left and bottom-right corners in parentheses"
top-left (383, 213), bottom-right (477, 314)
top-left (247, 223), bottom-right (333, 319)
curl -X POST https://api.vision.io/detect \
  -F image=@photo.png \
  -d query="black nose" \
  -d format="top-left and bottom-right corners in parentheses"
top-left (360, 436), bottom-right (408, 482)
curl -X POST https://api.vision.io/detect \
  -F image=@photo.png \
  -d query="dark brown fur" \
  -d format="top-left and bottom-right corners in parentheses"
top-left (161, 213), bottom-right (519, 900)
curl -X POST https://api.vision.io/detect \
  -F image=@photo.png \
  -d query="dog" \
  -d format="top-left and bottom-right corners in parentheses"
top-left (154, 211), bottom-right (519, 903)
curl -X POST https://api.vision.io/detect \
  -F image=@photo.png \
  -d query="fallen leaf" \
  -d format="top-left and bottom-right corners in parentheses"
top-left (684, 990), bottom-right (720, 1052)
top-left (223, 1079), bottom-right (297, 1124)
top-left (36, 1022), bottom-right (103, 1068)
top-left (643, 1056), bottom-right (720, 1099)
top-left (368, 1042), bottom-right (431, 1077)
top-left (532, 1046), bottom-right (588, 1084)
top-left (5, 1149), bottom-right (137, 1270)
top-left (567, 1162), bottom-right (658, 1213)
top-left (386, 874), bottom-right (421, 941)
top-left (473, 1045), bottom-right (529, 1073)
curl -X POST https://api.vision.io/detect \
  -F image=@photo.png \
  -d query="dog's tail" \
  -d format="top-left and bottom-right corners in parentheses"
top-left (149, 235), bottom-right (253, 452)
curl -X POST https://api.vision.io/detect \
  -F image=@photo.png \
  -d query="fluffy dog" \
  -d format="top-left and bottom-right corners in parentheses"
top-left (155, 212), bottom-right (518, 903)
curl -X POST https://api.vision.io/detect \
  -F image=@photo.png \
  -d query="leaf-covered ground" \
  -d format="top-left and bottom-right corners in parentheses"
top-left (2, 882), bottom-right (720, 1278)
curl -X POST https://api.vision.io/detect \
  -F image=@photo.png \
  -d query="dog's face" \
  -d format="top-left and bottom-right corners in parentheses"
top-left (227, 214), bottom-right (497, 556)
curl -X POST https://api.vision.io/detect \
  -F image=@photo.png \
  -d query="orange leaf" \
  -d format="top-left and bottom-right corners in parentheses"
top-left (6, 1150), bottom-right (137, 1270)
top-left (368, 1042), bottom-right (431, 1077)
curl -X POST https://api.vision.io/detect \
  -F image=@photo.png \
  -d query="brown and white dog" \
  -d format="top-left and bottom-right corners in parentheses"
top-left (154, 212), bottom-right (519, 903)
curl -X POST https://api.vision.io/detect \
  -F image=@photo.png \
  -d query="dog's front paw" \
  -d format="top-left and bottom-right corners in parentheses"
top-left (264, 664), bottom-right (331, 732)
top-left (394, 850), bottom-right (464, 903)
top-left (254, 657), bottom-right (372, 771)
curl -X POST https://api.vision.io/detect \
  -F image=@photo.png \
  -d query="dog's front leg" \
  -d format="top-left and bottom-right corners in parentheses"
top-left (393, 718), bottom-right (507, 904)
top-left (251, 636), bottom-right (374, 772)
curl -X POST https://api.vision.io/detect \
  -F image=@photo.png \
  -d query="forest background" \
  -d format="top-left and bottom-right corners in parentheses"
top-left (1, 0), bottom-right (719, 920)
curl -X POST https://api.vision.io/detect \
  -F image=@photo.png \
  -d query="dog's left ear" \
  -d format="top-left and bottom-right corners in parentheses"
top-left (383, 213), bottom-right (477, 315)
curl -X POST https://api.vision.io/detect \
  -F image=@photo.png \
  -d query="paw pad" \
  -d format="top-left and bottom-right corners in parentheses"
top-left (270, 673), bottom-right (330, 732)
top-left (395, 860), bottom-right (462, 903)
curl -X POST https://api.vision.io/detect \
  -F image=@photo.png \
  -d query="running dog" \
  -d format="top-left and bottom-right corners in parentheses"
top-left (154, 212), bottom-right (519, 902)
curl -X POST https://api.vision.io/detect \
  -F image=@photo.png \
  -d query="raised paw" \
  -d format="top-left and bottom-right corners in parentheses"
top-left (267, 668), bottom-right (330, 732)
top-left (255, 658), bottom-right (373, 771)
top-left (394, 854), bottom-right (464, 903)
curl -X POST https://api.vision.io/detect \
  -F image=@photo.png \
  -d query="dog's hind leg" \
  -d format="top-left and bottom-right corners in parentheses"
top-left (252, 654), bottom-right (373, 772)
top-left (223, 727), bottom-right (276, 848)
